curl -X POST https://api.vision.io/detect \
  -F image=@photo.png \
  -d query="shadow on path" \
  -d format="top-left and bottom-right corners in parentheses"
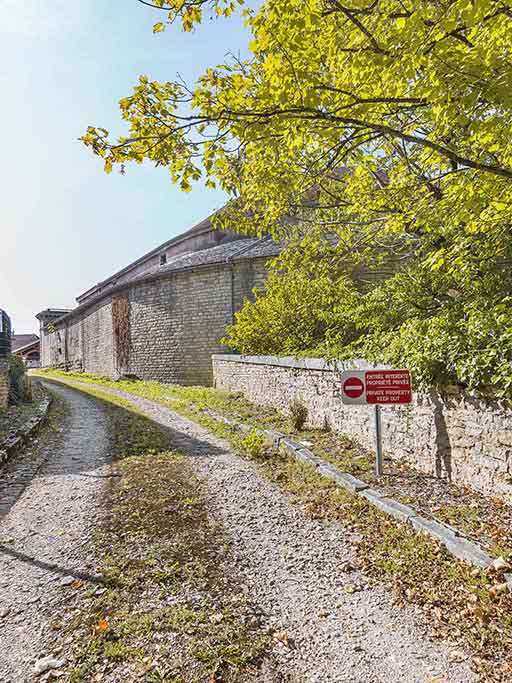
top-left (0, 544), bottom-right (108, 585)
top-left (0, 380), bottom-right (227, 523)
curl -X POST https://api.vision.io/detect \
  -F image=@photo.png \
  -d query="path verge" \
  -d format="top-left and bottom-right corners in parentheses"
top-left (206, 408), bottom-right (512, 586)
top-left (0, 382), bottom-right (52, 466)
top-left (35, 373), bottom-right (512, 683)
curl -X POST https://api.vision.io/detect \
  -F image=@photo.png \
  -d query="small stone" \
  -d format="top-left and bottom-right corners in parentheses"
top-left (33, 656), bottom-right (65, 675)
top-left (491, 556), bottom-right (511, 573)
top-left (449, 649), bottom-right (465, 662)
top-left (60, 576), bottom-right (75, 586)
top-left (0, 607), bottom-right (11, 618)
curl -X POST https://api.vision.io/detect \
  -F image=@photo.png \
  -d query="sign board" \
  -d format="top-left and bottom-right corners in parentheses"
top-left (340, 369), bottom-right (412, 405)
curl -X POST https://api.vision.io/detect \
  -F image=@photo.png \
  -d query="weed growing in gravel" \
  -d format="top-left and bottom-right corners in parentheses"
top-left (240, 429), bottom-right (268, 458)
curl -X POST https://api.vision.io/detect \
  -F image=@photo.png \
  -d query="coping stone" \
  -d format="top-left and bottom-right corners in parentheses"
top-left (296, 448), bottom-right (324, 467)
top-left (316, 463), bottom-right (368, 492)
top-left (360, 488), bottom-right (384, 504)
top-left (280, 437), bottom-right (302, 452)
top-left (410, 516), bottom-right (492, 567)
top-left (368, 497), bottom-right (417, 522)
top-left (212, 353), bottom-right (373, 373)
top-left (443, 537), bottom-right (493, 568)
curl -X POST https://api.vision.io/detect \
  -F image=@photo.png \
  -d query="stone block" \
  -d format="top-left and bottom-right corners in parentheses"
top-left (316, 462), bottom-right (368, 492)
top-left (359, 488), bottom-right (384, 505)
top-left (410, 516), bottom-right (492, 568)
top-left (367, 497), bottom-right (416, 523)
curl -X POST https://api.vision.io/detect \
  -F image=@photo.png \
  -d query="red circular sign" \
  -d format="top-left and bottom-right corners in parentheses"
top-left (343, 376), bottom-right (364, 399)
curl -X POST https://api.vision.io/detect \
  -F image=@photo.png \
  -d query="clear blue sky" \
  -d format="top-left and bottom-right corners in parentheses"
top-left (1, 1), bottom-right (254, 334)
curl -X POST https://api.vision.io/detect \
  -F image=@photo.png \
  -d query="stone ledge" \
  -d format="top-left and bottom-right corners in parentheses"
top-left (0, 392), bottom-right (52, 466)
top-left (212, 353), bottom-right (372, 373)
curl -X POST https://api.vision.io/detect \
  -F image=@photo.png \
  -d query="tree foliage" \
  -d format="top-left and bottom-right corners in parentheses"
top-left (83, 0), bottom-right (512, 394)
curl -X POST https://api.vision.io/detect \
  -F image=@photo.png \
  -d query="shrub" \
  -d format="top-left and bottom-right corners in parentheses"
top-left (8, 354), bottom-right (31, 403)
top-left (289, 398), bottom-right (308, 431)
top-left (240, 429), bottom-right (267, 459)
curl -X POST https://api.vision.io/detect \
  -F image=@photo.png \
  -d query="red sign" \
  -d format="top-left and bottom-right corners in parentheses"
top-left (343, 376), bottom-right (364, 399)
top-left (365, 370), bottom-right (412, 405)
top-left (340, 369), bottom-right (412, 405)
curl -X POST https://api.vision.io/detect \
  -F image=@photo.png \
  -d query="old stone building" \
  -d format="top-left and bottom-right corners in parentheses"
top-left (37, 214), bottom-right (278, 385)
top-left (12, 334), bottom-right (40, 368)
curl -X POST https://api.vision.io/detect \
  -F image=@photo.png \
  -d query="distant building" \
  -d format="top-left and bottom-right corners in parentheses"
top-left (37, 214), bottom-right (278, 386)
top-left (12, 334), bottom-right (41, 368)
top-left (0, 310), bottom-right (11, 357)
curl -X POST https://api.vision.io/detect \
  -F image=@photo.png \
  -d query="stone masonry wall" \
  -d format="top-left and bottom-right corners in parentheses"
top-left (40, 299), bottom-right (115, 377)
top-left (41, 257), bottom-right (269, 386)
top-left (0, 362), bottom-right (9, 408)
top-left (212, 355), bottom-right (512, 502)
top-left (126, 266), bottom-right (233, 385)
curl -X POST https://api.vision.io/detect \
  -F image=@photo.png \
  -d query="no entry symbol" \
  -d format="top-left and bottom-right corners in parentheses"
top-left (342, 376), bottom-right (365, 400)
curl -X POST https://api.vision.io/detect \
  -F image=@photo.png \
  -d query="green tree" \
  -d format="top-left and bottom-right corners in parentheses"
top-left (83, 0), bottom-right (512, 394)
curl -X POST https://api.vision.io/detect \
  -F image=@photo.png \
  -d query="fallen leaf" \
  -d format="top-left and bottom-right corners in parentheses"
top-left (339, 560), bottom-right (355, 573)
top-left (71, 579), bottom-right (83, 590)
top-left (273, 631), bottom-right (289, 647)
top-left (489, 582), bottom-right (509, 598)
top-left (97, 618), bottom-right (109, 631)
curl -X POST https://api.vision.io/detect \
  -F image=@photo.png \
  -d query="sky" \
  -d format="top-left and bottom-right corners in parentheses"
top-left (1, 0), bottom-right (255, 334)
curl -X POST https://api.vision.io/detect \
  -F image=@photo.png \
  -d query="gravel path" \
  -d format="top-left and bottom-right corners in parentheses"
top-left (0, 382), bottom-right (110, 682)
top-left (45, 378), bottom-right (478, 683)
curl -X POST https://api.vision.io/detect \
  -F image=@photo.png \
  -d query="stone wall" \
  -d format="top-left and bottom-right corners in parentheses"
top-left (40, 298), bottom-right (115, 377)
top-left (212, 354), bottom-right (512, 501)
top-left (126, 266), bottom-right (233, 385)
top-left (0, 361), bottom-right (9, 408)
top-left (41, 258), bottom-right (269, 386)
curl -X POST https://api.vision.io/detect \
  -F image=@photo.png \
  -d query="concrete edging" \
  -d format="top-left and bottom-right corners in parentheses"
top-left (203, 407), bottom-right (512, 591)
top-left (0, 391), bottom-right (52, 466)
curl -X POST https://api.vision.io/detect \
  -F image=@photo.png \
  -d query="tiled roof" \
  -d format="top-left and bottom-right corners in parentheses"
top-left (46, 236), bottom-right (280, 328)
top-left (147, 236), bottom-right (280, 275)
top-left (11, 334), bottom-right (39, 352)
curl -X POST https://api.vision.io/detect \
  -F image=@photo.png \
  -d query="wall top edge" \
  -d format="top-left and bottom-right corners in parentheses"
top-left (211, 354), bottom-right (375, 373)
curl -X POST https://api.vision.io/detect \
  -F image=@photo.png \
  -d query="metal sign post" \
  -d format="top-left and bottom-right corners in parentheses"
top-left (340, 369), bottom-right (412, 477)
top-left (374, 405), bottom-right (383, 476)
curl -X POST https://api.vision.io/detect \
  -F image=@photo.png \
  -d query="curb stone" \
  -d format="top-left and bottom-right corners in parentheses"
top-left (0, 390), bottom-right (52, 466)
top-left (203, 407), bottom-right (510, 590)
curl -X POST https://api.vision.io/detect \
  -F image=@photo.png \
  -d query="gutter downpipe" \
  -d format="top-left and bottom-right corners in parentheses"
top-left (225, 237), bottom-right (270, 327)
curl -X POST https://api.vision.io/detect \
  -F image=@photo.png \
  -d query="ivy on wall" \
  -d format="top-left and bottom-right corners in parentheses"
top-left (112, 295), bottom-right (131, 371)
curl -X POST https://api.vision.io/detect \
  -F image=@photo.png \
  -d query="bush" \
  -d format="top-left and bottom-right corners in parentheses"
top-left (8, 354), bottom-right (31, 403)
top-left (289, 398), bottom-right (308, 431)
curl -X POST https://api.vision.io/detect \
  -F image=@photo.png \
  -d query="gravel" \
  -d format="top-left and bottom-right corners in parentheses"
top-left (0, 382), bottom-right (110, 682)
top-left (49, 379), bottom-right (478, 683)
